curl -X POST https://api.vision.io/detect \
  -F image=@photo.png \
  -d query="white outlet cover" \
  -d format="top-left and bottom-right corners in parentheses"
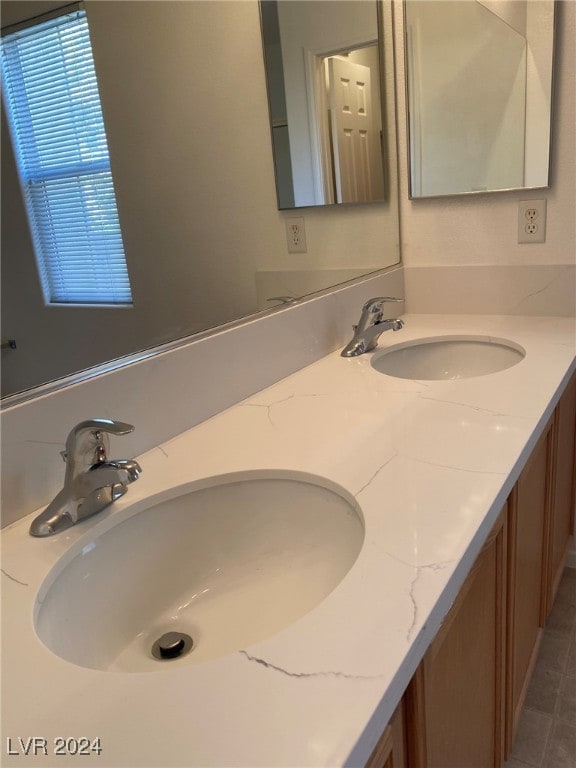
top-left (518, 199), bottom-right (547, 244)
top-left (285, 217), bottom-right (307, 254)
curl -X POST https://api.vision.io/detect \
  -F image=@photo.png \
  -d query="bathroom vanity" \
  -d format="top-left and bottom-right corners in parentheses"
top-left (368, 366), bottom-right (576, 766)
top-left (2, 314), bottom-right (575, 768)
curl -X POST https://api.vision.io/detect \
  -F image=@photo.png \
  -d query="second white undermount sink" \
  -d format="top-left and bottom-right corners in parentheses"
top-left (34, 471), bottom-right (364, 672)
top-left (371, 335), bottom-right (525, 380)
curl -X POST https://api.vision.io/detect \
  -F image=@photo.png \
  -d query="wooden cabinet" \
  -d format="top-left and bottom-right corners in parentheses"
top-left (544, 373), bottom-right (576, 616)
top-left (403, 507), bottom-right (507, 768)
top-left (506, 372), bottom-right (576, 750)
top-left (506, 423), bottom-right (551, 750)
top-left (365, 704), bottom-right (407, 768)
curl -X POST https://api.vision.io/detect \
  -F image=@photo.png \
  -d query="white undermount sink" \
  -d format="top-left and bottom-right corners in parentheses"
top-left (371, 335), bottom-right (525, 380)
top-left (34, 472), bottom-right (364, 672)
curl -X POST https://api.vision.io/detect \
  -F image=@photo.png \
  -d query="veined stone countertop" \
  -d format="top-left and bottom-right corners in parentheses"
top-left (2, 314), bottom-right (575, 767)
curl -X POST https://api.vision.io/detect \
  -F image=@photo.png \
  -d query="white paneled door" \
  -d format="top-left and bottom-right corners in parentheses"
top-left (328, 58), bottom-right (375, 203)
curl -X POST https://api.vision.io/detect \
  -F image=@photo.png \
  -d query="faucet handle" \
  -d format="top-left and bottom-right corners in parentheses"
top-left (356, 297), bottom-right (404, 332)
top-left (68, 419), bottom-right (134, 438)
top-left (64, 419), bottom-right (135, 478)
top-left (362, 296), bottom-right (404, 312)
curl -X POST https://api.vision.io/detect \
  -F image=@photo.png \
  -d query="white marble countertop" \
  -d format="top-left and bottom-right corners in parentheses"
top-left (2, 314), bottom-right (575, 768)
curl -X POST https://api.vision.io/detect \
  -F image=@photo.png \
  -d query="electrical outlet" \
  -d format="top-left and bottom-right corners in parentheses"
top-left (285, 217), bottom-right (307, 254)
top-left (518, 200), bottom-right (547, 244)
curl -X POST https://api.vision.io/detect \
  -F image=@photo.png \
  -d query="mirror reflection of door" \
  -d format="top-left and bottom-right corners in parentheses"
top-left (261, 0), bottom-right (388, 209)
top-left (325, 53), bottom-right (383, 203)
top-left (311, 46), bottom-right (385, 205)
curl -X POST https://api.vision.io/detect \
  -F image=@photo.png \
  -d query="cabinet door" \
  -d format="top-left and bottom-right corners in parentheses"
top-left (404, 507), bottom-right (507, 768)
top-left (506, 424), bottom-right (551, 751)
top-left (545, 373), bottom-right (576, 615)
top-left (365, 704), bottom-right (407, 768)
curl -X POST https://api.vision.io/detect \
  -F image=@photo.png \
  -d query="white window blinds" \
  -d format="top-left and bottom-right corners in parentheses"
top-left (1, 7), bottom-right (133, 305)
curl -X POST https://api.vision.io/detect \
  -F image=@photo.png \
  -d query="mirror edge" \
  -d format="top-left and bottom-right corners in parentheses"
top-left (0, 266), bottom-right (397, 410)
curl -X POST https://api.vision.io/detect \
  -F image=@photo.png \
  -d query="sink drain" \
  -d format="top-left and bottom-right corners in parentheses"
top-left (151, 631), bottom-right (194, 660)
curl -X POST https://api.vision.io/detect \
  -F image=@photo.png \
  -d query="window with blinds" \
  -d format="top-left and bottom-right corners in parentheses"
top-left (1, 6), bottom-right (132, 305)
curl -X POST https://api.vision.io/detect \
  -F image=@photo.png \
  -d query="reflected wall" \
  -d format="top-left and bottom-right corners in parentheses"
top-left (405, 0), bottom-right (554, 197)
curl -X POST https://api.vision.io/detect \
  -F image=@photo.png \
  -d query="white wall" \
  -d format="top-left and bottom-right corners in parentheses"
top-left (479, 0), bottom-right (527, 34)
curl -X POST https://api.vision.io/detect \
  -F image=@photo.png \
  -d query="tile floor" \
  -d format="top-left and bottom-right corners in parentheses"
top-left (504, 567), bottom-right (576, 768)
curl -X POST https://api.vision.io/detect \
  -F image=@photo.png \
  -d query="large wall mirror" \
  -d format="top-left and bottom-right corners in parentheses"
top-left (1, 0), bottom-right (401, 402)
top-left (405, 0), bottom-right (555, 198)
top-left (261, 0), bottom-right (389, 209)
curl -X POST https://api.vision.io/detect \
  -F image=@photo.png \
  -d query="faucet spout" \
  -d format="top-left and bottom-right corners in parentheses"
top-left (29, 488), bottom-right (76, 537)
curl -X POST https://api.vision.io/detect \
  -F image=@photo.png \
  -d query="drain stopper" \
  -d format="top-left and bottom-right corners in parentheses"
top-left (152, 631), bottom-right (193, 660)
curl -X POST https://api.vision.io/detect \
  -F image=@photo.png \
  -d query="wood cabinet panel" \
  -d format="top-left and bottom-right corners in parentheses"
top-left (545, 373), bottom-right (576, 615)
top-left (365, 703), bottom-right (406, 768)
top-left (404, 507), bottom-right (507, 768)
top-left (506, 423), bottom-right (551, 751)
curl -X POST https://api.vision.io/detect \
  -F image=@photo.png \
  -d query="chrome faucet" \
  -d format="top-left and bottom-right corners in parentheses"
top-left (30, 419), bottom-right (142, 537)
top-left (341, 297), bottom-right (404, 357)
